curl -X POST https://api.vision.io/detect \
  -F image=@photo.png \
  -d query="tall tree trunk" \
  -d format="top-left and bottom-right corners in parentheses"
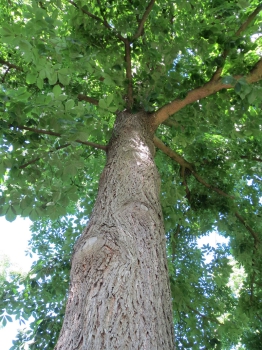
top-left (55, 111), bottom-right (175, 349)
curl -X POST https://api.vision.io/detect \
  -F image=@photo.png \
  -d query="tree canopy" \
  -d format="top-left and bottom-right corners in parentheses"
top-left (0, 0), bottom-right (262, 349)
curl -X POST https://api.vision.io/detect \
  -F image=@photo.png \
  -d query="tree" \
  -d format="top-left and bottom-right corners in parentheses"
top-left (0, 0), bottom-right (262, 348)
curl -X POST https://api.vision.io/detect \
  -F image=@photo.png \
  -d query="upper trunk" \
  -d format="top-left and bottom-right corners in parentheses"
top-left (55, 111), bottom-right (175, 349)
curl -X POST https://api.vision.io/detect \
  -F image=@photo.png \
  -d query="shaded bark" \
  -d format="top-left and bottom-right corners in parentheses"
top-left (55, 111), bottom-right (175, 349)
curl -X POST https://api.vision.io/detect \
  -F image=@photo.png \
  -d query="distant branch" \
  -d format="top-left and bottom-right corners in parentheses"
top-left (78, 94), bottom-right (98, 106)
top-left (187, 305), bottom-right (222, 324)
top-left (163, 119), bottom-right (183, 129)
top-left (153, 136), bottom-right (234, 199)
top-left (171, 224), bottom-right (181, 262)
top-left (153, 57), bottom-right (262, 127)
top-left (12, 125), bottom-right (108, 151)
top-left (1, 67), bottom-right (10, 83)
top-left (236, 4), bottom-right (262, 36)
top-left (180, 166), bottom-right (191, 201)
top-left (0, 59), bottom-right (23, 71)
top-left (234, 212), bottom-right (260, 246)
top-left (240, 156), bottom-right (262, 162)
top-left (154, 136), bottom-right (261, 249)
top-left (68, 0), bottom-right (125, 41)
top-left (124, 40), bottom-right (133, 111)
top-left (19, 144), bottom-right (71, 169)
top-left (211, 4), bottom-right (262, 81)
top-left (131, 0), bottom-right (156, 41)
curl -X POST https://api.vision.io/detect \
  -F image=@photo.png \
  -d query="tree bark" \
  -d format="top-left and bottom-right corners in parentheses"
top-left (55, 111), bottom-right (175, 349)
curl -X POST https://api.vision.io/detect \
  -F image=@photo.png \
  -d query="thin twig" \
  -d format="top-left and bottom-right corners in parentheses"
top-left (11, 125), bottom-right (108, 151)
top-left (19, 144), bottom-right (71, 169)
top-left (187, 305), bottom-right (222, 324)
top-left (131, 0), bottom-right (156, 41)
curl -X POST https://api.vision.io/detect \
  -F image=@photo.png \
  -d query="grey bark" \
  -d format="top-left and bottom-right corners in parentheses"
top-left (55, 111), bottom-right (175, 349)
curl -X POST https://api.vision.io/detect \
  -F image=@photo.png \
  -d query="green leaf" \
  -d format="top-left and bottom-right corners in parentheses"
top-left (46, 69), bottom-right (58, 85)
top-left (36, 77), bottom-right (43, 89)
top-left (5, 315), bottom-right (13, 322)
top-left (5, 206), bottom-right (16, 222)
top-left (53, 84), bottom-right (62, 98)
top-left (222, 76), bottom-right (235, 85)
top-left (29, 208), bottom-right (39, 221)
top-left (53, 191), bottom-right (61, 202)
top-left (98, 99), bottom-right (107, 109)
top-left (65, 99), bottom-right (74, 110)
top-left (26, 72), bottom-right (38, 84)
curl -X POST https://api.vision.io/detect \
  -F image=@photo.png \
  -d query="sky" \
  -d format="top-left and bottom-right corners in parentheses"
top-left (0, 216), bottom-right (33, 350)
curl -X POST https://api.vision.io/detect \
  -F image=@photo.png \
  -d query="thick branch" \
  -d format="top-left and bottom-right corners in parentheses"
top-left (19, 144), bottom-right (70, 169)
top-left (12, 125), bottom-right (108, 151)
top-left (131, 0), bottom-right (156, 41)
top-left (153, 57), bottom-right (262, 127)
top-left (212, 4), bottom-right (262, 81)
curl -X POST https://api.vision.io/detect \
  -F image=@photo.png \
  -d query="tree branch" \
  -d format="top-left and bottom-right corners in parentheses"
top-left (124, 40), bottom-right (133, 111)
top-left (78, 94), bottom-right (98, 106)
top-left (153, 136), bottom-right (234, 199)
top-left (186, 305), bottom-right (222, 324)
top-left (240, 156), bottom-right (262, 162)
top-left (0, 59), bottom-right (23, 71)
top-left (11, 125), bottom-right (108, 151)
top-left (154, 136), bottom-right (261, 246)
top-left (19, 144), bottom-right (71, 169)
top-left (131, 0), bottom-right (156, 41)
top-left (163, 119), bottom-right (182, 129)
top-left (234, 212), bottom-right (260, 246)
top-left (235, 4), bottom-right (262, 36)
top-left (211, 4), bottom-right (262, 81)
top-left (1, 67), bottom-right (10, 83)
top-left (153, 57), bottom-right (262, 127)
top-left (171, 224), bottom-right (180, 262)
top-left (68, 0), bottom-right (125, 41)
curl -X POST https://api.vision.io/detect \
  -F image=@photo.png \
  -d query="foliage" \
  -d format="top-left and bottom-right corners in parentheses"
top-left (0, 0), bottom-right (262, 349)
top-left (0, 254), bottom-right (25, 329)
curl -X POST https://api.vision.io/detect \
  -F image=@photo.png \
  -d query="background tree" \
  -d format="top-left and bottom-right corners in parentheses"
top-left (0, 0), bottom-right (262, 349)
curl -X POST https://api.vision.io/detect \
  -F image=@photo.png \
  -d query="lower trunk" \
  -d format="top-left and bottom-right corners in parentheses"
top-left (55, 111), bottom-right (175, 349)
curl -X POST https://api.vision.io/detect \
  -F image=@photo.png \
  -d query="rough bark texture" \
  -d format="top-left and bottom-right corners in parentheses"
top-left (55, 111), bottom-right (175, 350)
